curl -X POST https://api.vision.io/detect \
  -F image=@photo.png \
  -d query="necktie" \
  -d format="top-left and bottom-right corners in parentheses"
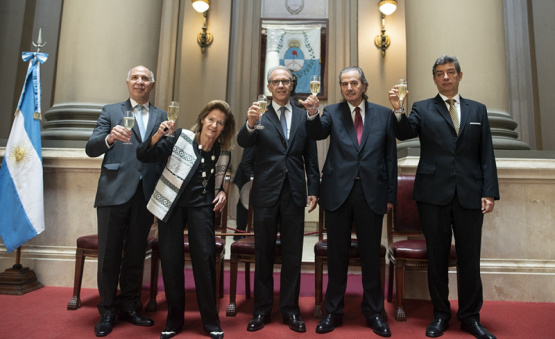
top-left (354, 107), bottom-right (363, 145)
top-left (446, 99), bottom-right (459, 134)
top-left (280, 106), bottom-right (288, 140)
top-left (136, 105), bottom-right (146, 141)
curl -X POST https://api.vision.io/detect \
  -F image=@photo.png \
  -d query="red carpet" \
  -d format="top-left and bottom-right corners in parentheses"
top-left (1, 270), bottom-right (553, 338)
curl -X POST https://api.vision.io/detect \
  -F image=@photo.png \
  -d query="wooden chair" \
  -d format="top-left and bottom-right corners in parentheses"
top-left (386, 174), bottom-right (458, 321)
top-left (145, 174), bottom-right (231, 312)
top-left (225, 176), bottom-right (283, 317)
top-left (67, 234), bottom-right (155, 310)
top-left (313, 207), bottom-right (387, 319)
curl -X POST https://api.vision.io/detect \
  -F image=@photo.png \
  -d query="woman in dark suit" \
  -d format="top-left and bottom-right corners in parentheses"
top-left (137, 100), bottom-right (235, 339)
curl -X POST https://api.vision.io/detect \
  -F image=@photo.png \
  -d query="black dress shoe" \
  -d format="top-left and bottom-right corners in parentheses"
top-left (461, 321), bottom-right (496, 339)
top-left (94, 312), bottom-right (116, 337)
top-left (119, 309), bottom-right (154, 326)
top-left (366, 315), bottom-right (391, 337)
top-left (160, 324), bottom-right (183, 339)
top-left (315, 313), bottom-right (343, 334)
top-left (209, 330), bottom-right (224, 339)
top-left (283, 314), bottom-right (306, 333)
top-left (426, 317), bottom-right (450, 337)
top-left (247, 314), bottom-right (271, 332)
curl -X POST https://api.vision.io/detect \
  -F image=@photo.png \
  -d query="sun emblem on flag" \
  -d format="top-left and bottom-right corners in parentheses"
top-left (8, 141), bottom-right (33, 169)
top-left (284, 39), bottom-right (304, 72)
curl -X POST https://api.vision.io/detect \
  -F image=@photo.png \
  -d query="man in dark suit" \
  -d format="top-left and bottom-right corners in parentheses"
top-left (233, 146), bottom-right (255, 240)
top-left (306, 66), bottom-right (397, 337)
top-left (85, 65), bottom-right (167, 337)
top-left (237, 65), bottom-right (319, 333)
top-left (389, 55), bottom-right (499, 339)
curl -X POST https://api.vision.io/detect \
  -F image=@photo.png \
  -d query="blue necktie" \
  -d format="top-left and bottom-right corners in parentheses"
top-left (136, 105), bottom-right (146, 141)
top-left (280, 106), bottom-right (288, 141)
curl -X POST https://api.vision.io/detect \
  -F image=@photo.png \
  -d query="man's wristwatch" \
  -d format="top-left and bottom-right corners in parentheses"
top-left (394, 107), bottom-right (405, 114)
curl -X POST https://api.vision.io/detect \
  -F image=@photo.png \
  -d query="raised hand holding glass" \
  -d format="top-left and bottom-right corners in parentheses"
top-left (167, 101), bottom-right (179, 137)
top-left (255, 94), bottom-right (267, 130)
top-left (122, 110), bottom-right (134, 145)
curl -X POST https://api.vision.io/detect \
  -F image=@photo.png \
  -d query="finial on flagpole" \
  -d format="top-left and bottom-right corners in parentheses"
top-left (32, 28), bottom-right (46, 53)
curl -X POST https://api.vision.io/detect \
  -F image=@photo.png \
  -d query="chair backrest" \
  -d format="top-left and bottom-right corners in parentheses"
top-left (387, 175), bottom-right (423, 244)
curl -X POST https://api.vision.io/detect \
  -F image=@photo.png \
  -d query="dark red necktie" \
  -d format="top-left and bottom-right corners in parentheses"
top-left (354, 107), bottom-right (363, 145)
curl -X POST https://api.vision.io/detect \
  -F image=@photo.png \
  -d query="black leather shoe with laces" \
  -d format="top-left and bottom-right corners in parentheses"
top-left (315, 313), bottom-right (343, 334)
top-left (94, 312), bottom-right (116, 337)
top-left (118, 309), bottom-right (154, 326)
top-left (461, 321), bottom-right (496, 339)
top-left (366, 315), bottom-right (391, 337)
top-left (426, 317), bottom-right (450, 337)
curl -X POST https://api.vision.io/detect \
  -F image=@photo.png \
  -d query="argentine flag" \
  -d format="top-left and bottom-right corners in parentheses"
top-left (0, 52), bottom-right (48, 253)
top-left (264, 24), bottom-right (321, 96)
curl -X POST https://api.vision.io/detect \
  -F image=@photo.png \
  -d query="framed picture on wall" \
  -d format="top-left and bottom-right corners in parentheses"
top-left (259, 19), bottom-right (328, 101)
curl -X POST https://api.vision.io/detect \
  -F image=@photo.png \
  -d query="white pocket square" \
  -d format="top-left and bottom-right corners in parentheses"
top-left (470, 122), bottom-right (481, 125)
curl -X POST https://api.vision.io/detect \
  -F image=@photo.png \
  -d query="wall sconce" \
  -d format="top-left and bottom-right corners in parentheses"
top-left (374, 0), bottom-right (397, 56)
top-left (192, 0), bottom-right (213, 50)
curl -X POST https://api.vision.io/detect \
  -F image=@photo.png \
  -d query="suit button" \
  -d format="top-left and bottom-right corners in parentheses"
top-left (137, 166), bottom-right (142, 172)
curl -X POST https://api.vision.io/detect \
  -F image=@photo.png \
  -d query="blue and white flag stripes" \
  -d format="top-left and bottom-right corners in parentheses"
top-left (0, 51), bottom-right (48, 253)
top-left (263, 24), bottom-right (321, 96)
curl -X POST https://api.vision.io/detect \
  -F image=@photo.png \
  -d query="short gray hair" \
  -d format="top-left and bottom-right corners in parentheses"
top-left (127, 67), bottom-right (155, 82)
top-left (266, 65), bottom-right (293, 82)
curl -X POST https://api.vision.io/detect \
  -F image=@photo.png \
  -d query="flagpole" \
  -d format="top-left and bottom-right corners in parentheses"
top-left (0, 29), bottom-right (46, 295)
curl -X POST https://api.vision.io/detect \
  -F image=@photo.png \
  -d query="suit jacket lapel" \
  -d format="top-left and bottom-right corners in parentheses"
top-left (434, 94), bottom-right (457, 134)
top-left (287, 106), bottom-right (302, 147)
top-left (359, 101), bottom-right (374, 149)
top-left (267, 105), bottom-right (286, 140)
top-left (458, 96), bottom-right (469, 136)
top-left (340, 102), bottom-right (359, 149)
top-left (145, 104), bottom-right (158, 139)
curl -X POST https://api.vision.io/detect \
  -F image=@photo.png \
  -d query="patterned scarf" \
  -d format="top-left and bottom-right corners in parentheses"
top-left (147, 129), bottom-right (229, 222)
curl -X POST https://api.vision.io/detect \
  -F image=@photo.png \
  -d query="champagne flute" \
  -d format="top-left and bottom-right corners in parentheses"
top-left (397, 79), bottom-right (407, 108)
top-left (167, 101), bottom-right (179, 137)
top-left (122, 110), bottom-right (134, 145)
top-left (255, 94), bottom-right (267, 130)
top-left (310, 75), bottom-right (321, 109)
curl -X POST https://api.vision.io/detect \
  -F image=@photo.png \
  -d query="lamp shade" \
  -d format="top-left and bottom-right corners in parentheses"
top-left (192, 0), bottom-right (210, 13)
top-left (378, 0), bottom-right (397, 16)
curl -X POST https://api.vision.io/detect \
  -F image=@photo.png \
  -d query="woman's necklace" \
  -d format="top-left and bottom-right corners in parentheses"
top-left (199, 144), bottom-right (216, 196)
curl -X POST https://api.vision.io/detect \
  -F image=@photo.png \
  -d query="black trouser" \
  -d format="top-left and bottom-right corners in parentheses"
top-left (418, 195), bottom-right (484, 322)
top-left (252, 178), bottom-right (305, 317)
top-left (96, 183), bottom-right (152, 314)
top-left (324, 180), bottom-right (385, 318)
top-left (158, 205), bottom-right (221, 333)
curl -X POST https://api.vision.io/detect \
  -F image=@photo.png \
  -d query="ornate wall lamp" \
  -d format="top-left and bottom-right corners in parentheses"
top-left (374, 0), bottom-right (397, 56)
top-left (192, 0), bottom-right (213, 50)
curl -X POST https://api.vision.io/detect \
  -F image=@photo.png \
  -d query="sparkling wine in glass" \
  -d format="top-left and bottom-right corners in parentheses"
top-left (123, 110), bottom-right (134, 145)
top-left (167, 101), bottom-right (179, 137)
top-left (310, 75), bottom-right (321, 108)
top-left (255, 94), bottom-right (267, 130)
top-left (397, 79), bottom-right (407, 107)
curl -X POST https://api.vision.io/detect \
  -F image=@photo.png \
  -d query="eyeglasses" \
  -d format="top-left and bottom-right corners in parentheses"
top-left (269, 79), bottom-right (291, 86)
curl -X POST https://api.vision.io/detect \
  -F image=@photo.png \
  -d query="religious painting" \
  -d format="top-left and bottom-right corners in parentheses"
top-left (259, 20), bottom-right (328, 100)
